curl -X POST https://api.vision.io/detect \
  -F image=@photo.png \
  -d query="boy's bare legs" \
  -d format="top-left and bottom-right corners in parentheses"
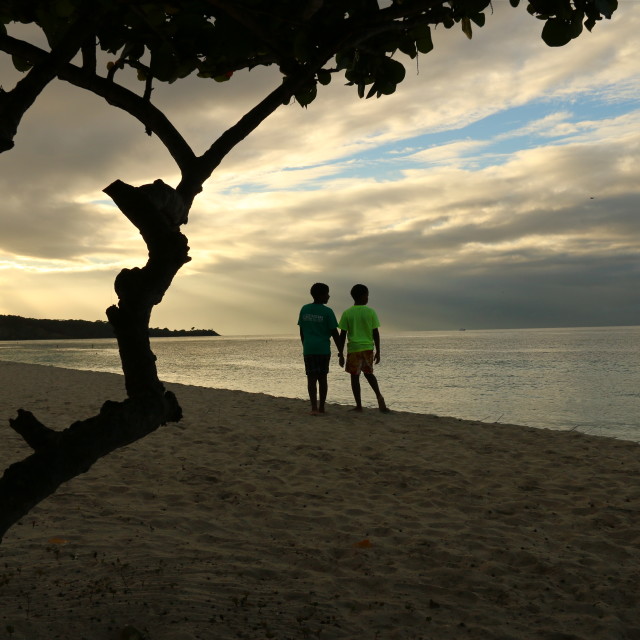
top-left (350, 373), bottom-right (389, 412)
top-left (350, 374), bottom-right (363, 411)
top-left (318, 375), bottom-right (328, 413)
top-left (307, 375), bottom-right (319, 414)
top-left (364, 372), bottom-right (389, 413)
top-left (307, 374), bottom-right (328, 414)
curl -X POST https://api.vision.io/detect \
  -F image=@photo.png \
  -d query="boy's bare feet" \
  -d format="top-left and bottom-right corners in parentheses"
top-left (378, 396), bottom-right (390, 413)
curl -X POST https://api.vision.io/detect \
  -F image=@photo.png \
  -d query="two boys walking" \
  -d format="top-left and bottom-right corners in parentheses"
top-left (297, 283), bottom-right (389, 415)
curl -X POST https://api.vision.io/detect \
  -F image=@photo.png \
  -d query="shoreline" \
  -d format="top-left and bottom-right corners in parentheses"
top-left (2, 360), bottom-right (640, 640)
top-left (1, 327), bottom-right (639, 442)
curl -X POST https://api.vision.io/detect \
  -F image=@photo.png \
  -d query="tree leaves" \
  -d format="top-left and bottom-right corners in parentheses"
top-left (461, 16), bottom-right (473, 39)
top-left (340, 49), bottom-right (407, 100)
top-left (524, 0), bottom-right (614, 47)
top-left (541, 12), bottom-right (583, 46)
top-left (0, 0), bottom-right (620, 103)
top-left (11, 53), bottom-right (32, 72)
top-left (594, 0), bottom-right (618, 19)
top-left (316, 69), bottom-right (332, 86)
top-left (413, 25), bottom-right (434, 54)
top-left (295, 81), bottom-right (318, 107)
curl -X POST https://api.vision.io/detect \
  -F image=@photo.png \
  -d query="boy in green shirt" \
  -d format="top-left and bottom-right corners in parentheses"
top-left (298, 282), bottom-right (342, 415)
top-left (338, 284), bottom-right (389, 413)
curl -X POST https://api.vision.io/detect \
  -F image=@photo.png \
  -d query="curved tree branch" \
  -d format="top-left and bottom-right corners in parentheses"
top-left (177, 77), bottom-right (305, 201)
top-left (0, 34), bottom-right (197, 176)
top-left (176, 1), bottom-right (451, 200)
top-left (0, 17), bottom-right (98, 152)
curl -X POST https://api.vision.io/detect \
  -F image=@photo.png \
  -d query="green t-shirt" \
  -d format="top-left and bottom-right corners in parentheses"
top-left (338, 305), bottom-right (380, 353)
top-left (298, 303), bottom-right (338, 355)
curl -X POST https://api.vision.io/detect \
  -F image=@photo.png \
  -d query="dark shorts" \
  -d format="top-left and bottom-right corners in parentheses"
top-left (304, 354), bottom-right (331, 376)
top-left (345, 350), bottom-right (374, 375)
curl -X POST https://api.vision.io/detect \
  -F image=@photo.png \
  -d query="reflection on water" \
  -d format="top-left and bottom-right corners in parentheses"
top-left (1, 326), bottom-right (638, 441)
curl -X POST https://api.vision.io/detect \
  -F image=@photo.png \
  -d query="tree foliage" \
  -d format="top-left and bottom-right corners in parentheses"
top-left (0, 0), bottom-right (618, 189)
top-left (0, 0), bottom-right (618, 541)
top-left (2, 1), bottom-right (619, 93)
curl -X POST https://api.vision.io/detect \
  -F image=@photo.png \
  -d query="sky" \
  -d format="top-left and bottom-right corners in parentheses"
top-left (0, 3), bottom-right (639, 335)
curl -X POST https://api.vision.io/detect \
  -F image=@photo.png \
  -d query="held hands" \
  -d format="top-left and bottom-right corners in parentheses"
top-left (337, 353), bottom-right (380, 366)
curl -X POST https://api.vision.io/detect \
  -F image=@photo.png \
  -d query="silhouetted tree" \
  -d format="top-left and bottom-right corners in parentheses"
top-left (0, 0), bottom-right (618, 540)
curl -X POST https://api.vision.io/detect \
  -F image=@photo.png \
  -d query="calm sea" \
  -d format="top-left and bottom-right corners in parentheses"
top-left (0, 326), bottom-right (638, 442)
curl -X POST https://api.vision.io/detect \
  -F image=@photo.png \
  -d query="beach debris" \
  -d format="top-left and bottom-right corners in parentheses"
top-left (354, 539), bottom-right (373, 548)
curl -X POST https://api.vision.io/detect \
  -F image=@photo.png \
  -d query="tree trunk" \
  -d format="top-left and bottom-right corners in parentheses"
top-left (0, 179), bottom-right (189, 542)
top-left (104, 179), bottom-right (191, 399)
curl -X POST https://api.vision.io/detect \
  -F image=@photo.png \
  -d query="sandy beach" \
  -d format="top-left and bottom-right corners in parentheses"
top-left (1, 360), bottom-right (639, 640)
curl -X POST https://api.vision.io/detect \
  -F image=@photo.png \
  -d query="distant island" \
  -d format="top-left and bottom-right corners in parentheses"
top-left (0, 315), bottom-right (219, 341)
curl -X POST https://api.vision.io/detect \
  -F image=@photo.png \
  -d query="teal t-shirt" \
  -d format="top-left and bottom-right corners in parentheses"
top-left (338, 305), bottom-right (380, 353)
top-left (298, 303), bottom-right (338, 355)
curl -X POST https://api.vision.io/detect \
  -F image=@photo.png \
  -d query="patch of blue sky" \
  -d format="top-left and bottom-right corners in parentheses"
top-left (215, 92), bottom-right (639, 193)
top-left (323, 95), bottom-right (638, 178)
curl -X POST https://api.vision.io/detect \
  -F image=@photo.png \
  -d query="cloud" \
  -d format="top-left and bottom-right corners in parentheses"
top-left (1, 3), bottom-right (639, 333)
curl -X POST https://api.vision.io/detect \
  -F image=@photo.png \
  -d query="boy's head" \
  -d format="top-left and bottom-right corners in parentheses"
top-left (350, 283), bottom-right (369, 303)
top-left (310, 282), bottom-right (330, 303)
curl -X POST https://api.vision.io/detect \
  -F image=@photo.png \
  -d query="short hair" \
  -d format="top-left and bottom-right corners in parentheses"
top-left (350, 283), bottom-right (368, 300)
top-left (310, 282), bottom-right (329, 298)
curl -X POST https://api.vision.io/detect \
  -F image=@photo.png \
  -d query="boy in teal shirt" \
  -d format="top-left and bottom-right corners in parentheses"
top-left (338, 283), bottom-right (389, 413)
top-left (298, 282), bottom-right (342, 414)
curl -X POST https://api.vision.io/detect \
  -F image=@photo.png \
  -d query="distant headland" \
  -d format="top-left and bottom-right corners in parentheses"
top-left (0, 315), bottom-right (219, 341)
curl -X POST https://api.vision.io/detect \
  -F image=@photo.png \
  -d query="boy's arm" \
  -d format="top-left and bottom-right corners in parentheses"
top-left (299, 326), bottom-right (305, 344)
top-left (338, 329), bottom-right (347, 367)
top-left (331, 328), bottom-right (342, 353)
top-left (373, 328), bottom-right (381, 364)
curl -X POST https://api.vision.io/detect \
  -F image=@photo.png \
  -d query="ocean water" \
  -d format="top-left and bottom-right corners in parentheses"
top-left (0, 326), bottom-right (638, 442)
